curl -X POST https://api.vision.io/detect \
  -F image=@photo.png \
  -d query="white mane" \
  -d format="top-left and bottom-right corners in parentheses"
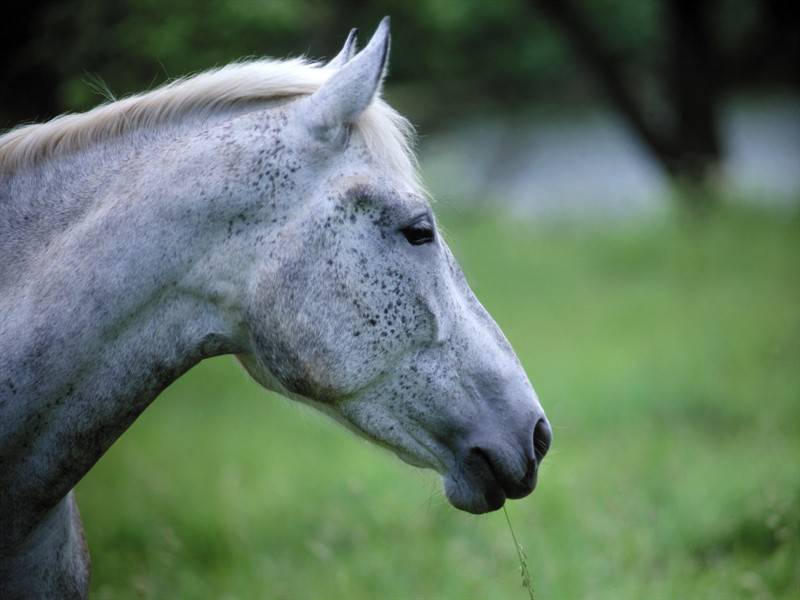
top-left (0, 58), bottom-right (419, 189)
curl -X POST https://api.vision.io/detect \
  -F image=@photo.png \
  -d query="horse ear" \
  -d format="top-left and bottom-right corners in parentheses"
top-left (301, 17), bottom-right (390, 141)
top-left (326, 28), bottom-right (359, 69)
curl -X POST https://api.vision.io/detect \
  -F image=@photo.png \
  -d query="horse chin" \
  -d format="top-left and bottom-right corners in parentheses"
top-left (443, 472), bottom-right (507, 515)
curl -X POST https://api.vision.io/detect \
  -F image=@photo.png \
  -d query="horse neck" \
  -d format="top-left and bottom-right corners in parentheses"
top-left (1, 104), bottom-right (268, 286)
top-left (0, 110), bottom-right (282, 548)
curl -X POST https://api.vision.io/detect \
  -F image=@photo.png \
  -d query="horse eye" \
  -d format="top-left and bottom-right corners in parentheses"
top-left (401, 216), bottom-right (435, 246)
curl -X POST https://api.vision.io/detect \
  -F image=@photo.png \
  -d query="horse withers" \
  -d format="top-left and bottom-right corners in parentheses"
top-left (0, 19), bottom-right (551, 598)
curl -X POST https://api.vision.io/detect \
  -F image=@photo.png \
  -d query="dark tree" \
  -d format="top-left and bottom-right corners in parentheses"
top-left (0, 1), bottom-right (63, 130)
top-left (529, 0), bottom-right (799, 206)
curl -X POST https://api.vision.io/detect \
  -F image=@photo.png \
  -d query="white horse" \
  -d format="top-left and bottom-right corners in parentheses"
top-left (0, 19), bottom-right (551, 598)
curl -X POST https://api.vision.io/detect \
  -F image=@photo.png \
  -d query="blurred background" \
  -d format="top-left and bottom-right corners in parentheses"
top-left (4, 1), bottom-right (798, 598)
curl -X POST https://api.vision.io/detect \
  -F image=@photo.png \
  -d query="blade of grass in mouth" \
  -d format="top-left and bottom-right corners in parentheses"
top-left (503, 505), bottom-right (536, 600)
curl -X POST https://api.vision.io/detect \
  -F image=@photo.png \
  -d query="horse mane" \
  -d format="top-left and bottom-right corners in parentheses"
top-left (0, 58), bottom-right (420, 189)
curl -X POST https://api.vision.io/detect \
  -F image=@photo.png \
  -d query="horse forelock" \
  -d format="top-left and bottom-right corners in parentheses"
top-left (0, 57), bottom-right (421, 192)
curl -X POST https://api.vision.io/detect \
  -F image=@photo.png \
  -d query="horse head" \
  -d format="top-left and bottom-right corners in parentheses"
top-left (237, 19), bottom-right (551, 513)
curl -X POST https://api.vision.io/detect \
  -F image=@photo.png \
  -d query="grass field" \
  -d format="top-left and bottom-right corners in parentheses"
top-left (77, 207), bottom-right (800, 599)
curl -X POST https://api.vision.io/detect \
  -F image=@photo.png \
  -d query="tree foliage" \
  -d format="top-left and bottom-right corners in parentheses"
top-left (2, 0), bottom-right (797, 188)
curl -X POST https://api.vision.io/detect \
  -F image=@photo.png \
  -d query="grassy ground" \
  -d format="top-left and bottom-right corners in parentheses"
top-left (77, 207), bottom-right (800, 599)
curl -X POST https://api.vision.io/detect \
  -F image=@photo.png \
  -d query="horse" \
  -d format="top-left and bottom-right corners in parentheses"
top-left (0, 19), bottom-right (551, 598)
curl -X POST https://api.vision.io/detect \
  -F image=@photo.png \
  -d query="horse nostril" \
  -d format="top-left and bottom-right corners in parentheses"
top-left (533, 418), bottom-right (552, 463)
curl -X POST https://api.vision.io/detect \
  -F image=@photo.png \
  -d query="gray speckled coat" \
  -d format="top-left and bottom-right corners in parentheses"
top-left (0, 20), bottom-right (550, 598)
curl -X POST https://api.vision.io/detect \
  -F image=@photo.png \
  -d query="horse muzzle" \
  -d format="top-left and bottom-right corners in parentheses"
top-left (443, 416), bottom-right (552, 514)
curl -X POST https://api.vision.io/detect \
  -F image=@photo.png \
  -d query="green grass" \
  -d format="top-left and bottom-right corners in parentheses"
top-left (78, 207), bottom-right (800, 599)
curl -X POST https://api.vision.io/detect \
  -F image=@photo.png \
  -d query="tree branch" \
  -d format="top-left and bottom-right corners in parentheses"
top-left (528, 0), bottom-right (681, 174)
